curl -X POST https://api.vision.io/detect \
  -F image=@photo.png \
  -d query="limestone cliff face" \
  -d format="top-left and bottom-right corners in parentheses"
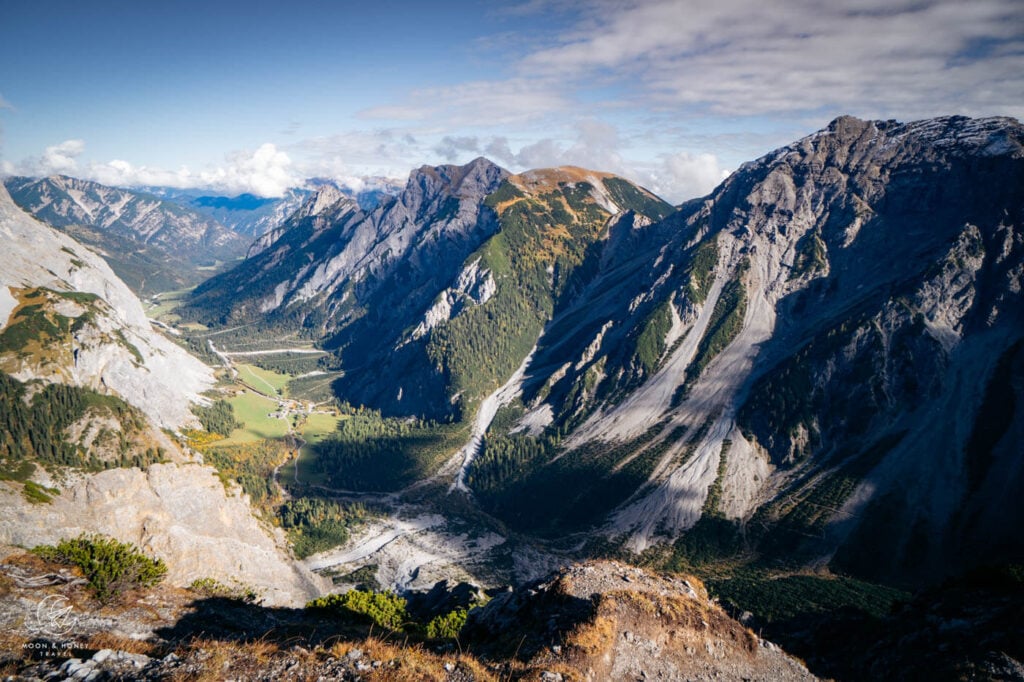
top-left (0, 183), bottom-right (213, 430)
top-left (0, 463), bottom-right (328, 606)
top-left (190, 157), bottom-right (507, 328)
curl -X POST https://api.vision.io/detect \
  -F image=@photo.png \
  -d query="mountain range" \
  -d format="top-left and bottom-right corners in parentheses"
top-left (145, 177), bottom-right (403, 237)
top-left (3, 175), bottom-right (251, 294)
top-left (186, 114), bottom-right (1024, 587)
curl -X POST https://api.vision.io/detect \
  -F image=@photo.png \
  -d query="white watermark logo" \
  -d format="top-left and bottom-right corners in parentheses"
top-left (30, 594), bottom-right (77, 637)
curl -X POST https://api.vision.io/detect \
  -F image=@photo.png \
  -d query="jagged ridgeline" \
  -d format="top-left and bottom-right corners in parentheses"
top-left (183, 160), bottom-right (673, 422)
top-left (4, 175), bottom-right (249, 295)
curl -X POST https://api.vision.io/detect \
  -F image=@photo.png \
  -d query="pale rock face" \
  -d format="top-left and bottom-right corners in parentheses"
top-left (411, 295), bottom-right (454, 341)
top-left (575, 321), bottom-right (614, 371)
top-left (0, 184), bottom-right (213, 429)
top-left (291, 158), bottom-right (506, 306)
top-left (409, 258), bottom-right (497, 341)
top-left (0, 463), bottom-right (328, 606)
top-left (0, 286), bottom-right (17, 331)
top-left (247, 187), bottom-right (360, 259)
top-left (913, 224), bottom-right (985, 351)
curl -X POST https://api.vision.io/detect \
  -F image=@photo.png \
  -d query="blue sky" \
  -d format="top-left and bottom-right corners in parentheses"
top-left (1, 0), bottom-right (1021, 202)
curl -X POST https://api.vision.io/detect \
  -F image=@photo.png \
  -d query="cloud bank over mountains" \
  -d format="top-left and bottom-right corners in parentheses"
top-left (5, 141), bottom-right (301, 198)
top-left (2, 0), bottom-right (1020, 202)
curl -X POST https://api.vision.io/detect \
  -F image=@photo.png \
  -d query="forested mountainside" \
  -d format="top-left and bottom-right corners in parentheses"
top-left (0, 183), bottom-right (213, 431)
top-left (4, 175), bottom-right (249, 294)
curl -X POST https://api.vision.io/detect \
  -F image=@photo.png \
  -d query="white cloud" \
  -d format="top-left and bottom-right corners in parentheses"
top-left (19, 139), bottom-right (86, 175)
top-left (434, 136), bottom-right (481, 161)
top-left (476, 119), bottom-right (624, 171)
top-left (647, 151), bottom-right (730, 203)
top-left (334, 0), bottom-right (1023, 201)
top-left (290, 128), bottom-right (426, 180)
top-left (10, 125), bottom-right (724, 204)
top-left (517, 0), bottom-right (1024, 119)
top-left (464, 118), bottom-right (725, 202)
top-left (196, 143), bottom-right (297, 197)
top-left (41, 138), bottom-right (84, 174)
top-left (86, 158), bottom-right (197, 190)
top-left (360, 78), bottom-right (571, 126)
top-left (12, 141), bottom-right (300, 197)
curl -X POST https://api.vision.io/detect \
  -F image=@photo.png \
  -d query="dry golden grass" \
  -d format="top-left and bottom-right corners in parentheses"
top-left (509, 167), bottom-right (614, 193)
top-left (0, 631), bottom-right (29, 659)
top-left (3, 550), bottom-right (63, 573)
top-left (564, 614), bottom-right (615, 655)
top-left (161, 635), bottom-right (501, 682)
top-left (84, 632), bottom-right (160, 657)
top-left (166, 639), bottom-right (237, 682)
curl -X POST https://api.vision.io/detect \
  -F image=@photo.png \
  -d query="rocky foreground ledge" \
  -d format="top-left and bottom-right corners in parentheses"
top-left (466, 560), bottom-right (816, 681)
top-left (0, 553), bottom-right (815, 681)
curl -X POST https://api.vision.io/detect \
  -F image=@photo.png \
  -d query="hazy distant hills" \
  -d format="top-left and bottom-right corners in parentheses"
top-left (186, 115), bottom-right (1024, 585)
top-left (147, 178), bottom-right (403, 237)
top-left (144, 186), bottom-right (312, 238)
top-left (1, 173), bottom-right (409, 297)
top-left (3, 175), bottom-right (250, 294)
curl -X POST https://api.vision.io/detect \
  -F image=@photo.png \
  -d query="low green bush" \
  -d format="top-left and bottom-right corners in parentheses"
top-left (188, 576), bottom-right (260, 603)
top-left (425, 608), bottom-right (468, 639)
top-left (307, 589), bottom-right (409, 631)
top-left (32, 534), bottom-right (167, 603)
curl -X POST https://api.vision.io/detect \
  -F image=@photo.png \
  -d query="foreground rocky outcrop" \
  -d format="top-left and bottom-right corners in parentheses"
top-left (0, 463), bottom-right (326, 606)
top-left (465, 560), bottom-right (817, 681)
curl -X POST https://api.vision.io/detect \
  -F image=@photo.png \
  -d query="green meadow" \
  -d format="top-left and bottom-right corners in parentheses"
top-left (219, 392), bottom-right (290, 444)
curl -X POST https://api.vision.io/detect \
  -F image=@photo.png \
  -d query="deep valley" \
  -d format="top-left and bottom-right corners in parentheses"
top-left (1, 114), bottom-right (1022, 681)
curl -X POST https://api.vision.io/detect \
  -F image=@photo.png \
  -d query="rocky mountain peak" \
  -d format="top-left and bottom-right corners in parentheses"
top-left (296, 184), bottom-right (352, 218)
top-left (405, 157), bottom-right (508, 205)
top-left (4, 174), bottom-right (250, 294)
